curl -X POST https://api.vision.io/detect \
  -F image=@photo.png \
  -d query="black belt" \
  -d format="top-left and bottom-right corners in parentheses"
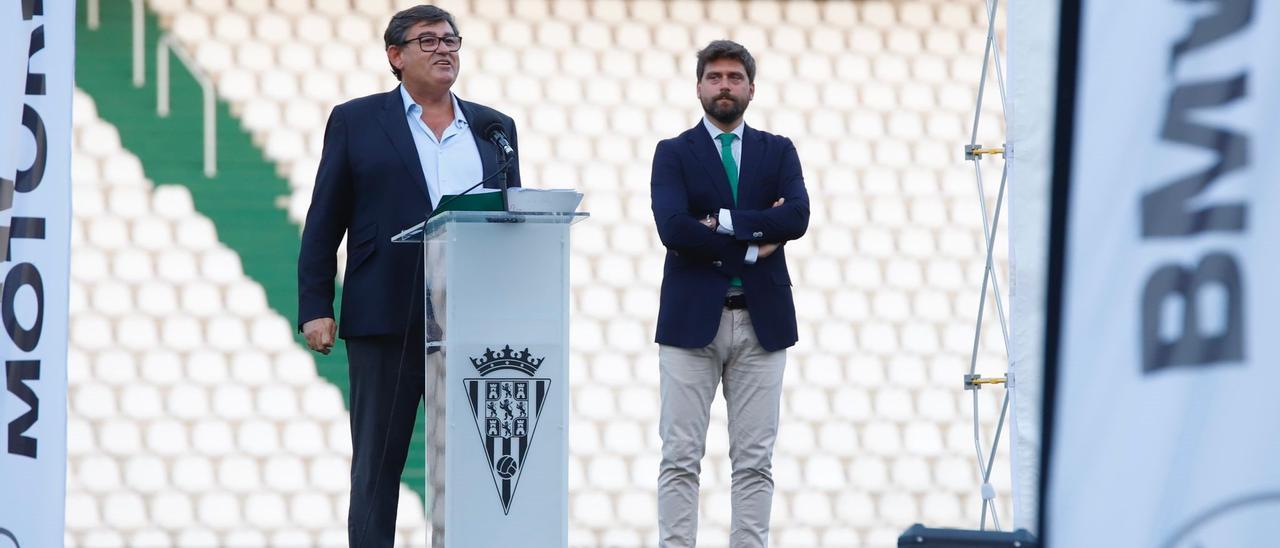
top-left (724, 294), bottom-right (748, 310)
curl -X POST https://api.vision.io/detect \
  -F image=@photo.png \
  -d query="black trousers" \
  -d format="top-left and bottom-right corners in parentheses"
top-left (344, 328), bottom-right (425, 548)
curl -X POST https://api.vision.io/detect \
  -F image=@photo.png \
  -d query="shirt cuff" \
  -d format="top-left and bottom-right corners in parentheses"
top-left (717, 208), bottom-right (734, 235)
top-left (745, 244), bottom-right (759, 264)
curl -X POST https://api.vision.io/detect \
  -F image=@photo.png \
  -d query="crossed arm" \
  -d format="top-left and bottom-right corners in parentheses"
top-left (713, 139), bottom-right (810, 247)
top-left (651, 141), bottom-right (753, 276)
top-left (700, 197), bottom-right (788, 259)
top-left (651, 138), bottom-right (809, 274)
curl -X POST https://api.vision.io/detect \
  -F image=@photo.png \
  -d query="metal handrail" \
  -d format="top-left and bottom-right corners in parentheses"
top-left (83, 0), bottom-right (145, 84)
top-left (88, 0), bottom-right (100, 30)
top-left (157, 34), bottom-right (217, 178)
top-left (132, 0), bottom-right (143, 87)
top-left (85, 0), bottom-right (216, 178)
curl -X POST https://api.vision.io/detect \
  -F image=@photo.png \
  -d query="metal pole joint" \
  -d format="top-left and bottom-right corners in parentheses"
top-left (964, 373), bottom-right (1007, 391)
top-left (965, 144), bottom-right (1006, 161)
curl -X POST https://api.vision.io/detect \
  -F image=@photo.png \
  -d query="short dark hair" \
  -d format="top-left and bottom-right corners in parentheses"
top-left (695, 40), bottom-right (756, 84)
top-left (384, 5), bottom-right (459, 81)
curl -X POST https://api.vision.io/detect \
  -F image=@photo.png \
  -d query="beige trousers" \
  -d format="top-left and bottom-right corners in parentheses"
top-left (657, 306), bottom-right (787, 548)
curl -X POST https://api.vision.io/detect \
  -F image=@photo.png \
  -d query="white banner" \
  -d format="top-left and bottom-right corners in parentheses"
top-left (0, 1), bottom-right (72, 546)
top-left (1044, 0), bottom-right (1280, 545)
top-left (1007, 0), bottom-right (1059, 533)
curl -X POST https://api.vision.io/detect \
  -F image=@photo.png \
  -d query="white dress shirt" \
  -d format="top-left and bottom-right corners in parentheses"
top-left (401, 84), bottom-right (485, 208)
top-left (702, 116), bottom-right (758, 264)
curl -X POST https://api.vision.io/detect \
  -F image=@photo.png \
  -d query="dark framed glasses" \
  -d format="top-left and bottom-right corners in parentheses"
top-left (402, 34), bottom-right (462, 53)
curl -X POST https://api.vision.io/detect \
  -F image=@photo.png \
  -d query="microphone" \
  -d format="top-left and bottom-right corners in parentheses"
top-left (484, 120), bottom-right (515, 156)
top-left (468, 110), bottom-right (515, 212)
top-left (469, 108), bottom-right (516, 156)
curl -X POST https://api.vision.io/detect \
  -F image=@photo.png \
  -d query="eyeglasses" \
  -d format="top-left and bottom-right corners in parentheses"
top-left (402, 34), bottom-right (462, 53)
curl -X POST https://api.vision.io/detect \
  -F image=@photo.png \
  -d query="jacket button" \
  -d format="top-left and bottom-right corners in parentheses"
top-left (712, 260), bottom-right (723, 267)
top-left (753, 231), bottom-right (763, 238)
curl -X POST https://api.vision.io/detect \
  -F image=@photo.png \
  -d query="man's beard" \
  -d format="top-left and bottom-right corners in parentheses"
top-left (702, 93), bottom-right (748, 125)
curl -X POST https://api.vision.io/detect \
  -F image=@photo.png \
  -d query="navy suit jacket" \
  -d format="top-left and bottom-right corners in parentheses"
top-left (297, 88), bottom-right (521, 338)
top-left (650, 122), bottom-right (809, 352)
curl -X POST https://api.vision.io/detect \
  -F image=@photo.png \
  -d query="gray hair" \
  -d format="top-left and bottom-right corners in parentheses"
top-left (384, 5), bottom-right (459, 81)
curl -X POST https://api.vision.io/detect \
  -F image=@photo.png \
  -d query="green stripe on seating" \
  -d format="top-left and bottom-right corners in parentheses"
top-left (74, 1), bottom-right (429, 507)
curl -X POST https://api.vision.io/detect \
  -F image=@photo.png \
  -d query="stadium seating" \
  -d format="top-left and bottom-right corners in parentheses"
top-left (70, 0), bottom-right (1013, 545)
top-left (66, 88), bottom-right (429, 547)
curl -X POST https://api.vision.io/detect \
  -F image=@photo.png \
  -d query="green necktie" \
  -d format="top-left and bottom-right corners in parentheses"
top-left (717, 133), bottom-right (738, 205)
top-left (718, 133), bottom-right (743, 287)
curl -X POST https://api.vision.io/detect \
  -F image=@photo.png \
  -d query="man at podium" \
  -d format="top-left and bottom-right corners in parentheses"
top-left (649, 40), bottom-right (811, 547)
top-left (295, 5), bottom-right (521, 547)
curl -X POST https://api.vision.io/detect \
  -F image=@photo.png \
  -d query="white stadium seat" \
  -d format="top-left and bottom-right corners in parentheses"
top-left (171, 456), bottom-right (216, 493)
top-left (160, 316), bottom-right (204, 351)
top-left (327, 418), bottom-right (353, 455)
top-left (273, 350), bottom-right (319, 385)
top-left (298, 383), bottom-right (345, 420)
top-left (217, 68), bottom-right (257, 102)
top-left (281, 420), bottom-right (327, 457)
top-left (190, 0), bottom-right (228, 13)
top-left (335, 14), bottom-right (374, 45)
top-left (123, 455), bottom-right (169, 495)
top-left (119, 384), bottom-right (165, 421)
top-left (66, 492), bottom-right (102, 529)
top-left (68, 1), bottom-right (1011, 542)
top-left (309, 455), bottom-right (350, 494)
top-left (178, 281), bottom-right (221, 317)
top-left (199, 246), bottom-right (243, 284)
top-left (194, 491), bottom-right (241, 529)
top-left (171, 13), bottom-right (211, 43)
top-left (166, 528), bottom-right (216, 547)
top-left (241, 97), bottom-right (282, 133)
top-left (101, 492), bottom-right (149, 530)
top-left (194, 41), bottom-right (234, 75)
top-left (288, 492), bottom-right (335, 530)
top-left (78, 454), bottom-right (123, 493)
top-left (79, 122), bottom-right (122, 158)
top-left (192, 419), bottom-right (238, 458)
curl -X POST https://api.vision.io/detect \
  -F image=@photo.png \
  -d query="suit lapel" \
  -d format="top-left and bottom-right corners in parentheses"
top-left (377, 89), bottom-right (431, 202)
top-left (738, 124), bottom-right (760, 206)
top-left (686, 125), bottom-right (735, 207)
top-left (458, 98), bottom-right (500, 187)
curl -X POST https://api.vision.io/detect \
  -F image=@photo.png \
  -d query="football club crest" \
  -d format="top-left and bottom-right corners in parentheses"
top-left (464, 345), bottom-right (551, 514)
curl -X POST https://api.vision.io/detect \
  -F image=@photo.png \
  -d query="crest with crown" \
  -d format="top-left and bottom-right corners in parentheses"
top-left (470, 345), bottom-right (545, 377)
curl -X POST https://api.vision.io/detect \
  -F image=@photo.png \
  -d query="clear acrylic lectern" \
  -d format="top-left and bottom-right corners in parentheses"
top-left (392, 210), bottom-right (588, 547)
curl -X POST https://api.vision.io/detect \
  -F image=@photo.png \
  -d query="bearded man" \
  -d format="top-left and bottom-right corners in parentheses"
top-left (648, 40), bottom-right (811, 548)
